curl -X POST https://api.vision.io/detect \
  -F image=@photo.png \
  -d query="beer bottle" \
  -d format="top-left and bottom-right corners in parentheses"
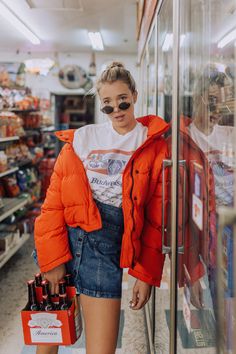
top-left (34, 273), bottom-right (42, 287)
top-left (58, 280), bottom-right (71, 310)
top-left (64, 273), bottom-right (73, 286)
top-left (41, 280), bottom-right (55, 311)
top-left (42, 295), bottom-right (54, 311)
top-left (26, 280), bottom-right (40, 311)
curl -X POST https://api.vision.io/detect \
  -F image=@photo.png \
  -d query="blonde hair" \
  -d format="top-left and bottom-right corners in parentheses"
top-left (96, 61), bottom-right (136, 93)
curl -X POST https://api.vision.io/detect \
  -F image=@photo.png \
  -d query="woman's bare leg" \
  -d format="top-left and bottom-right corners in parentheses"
top-left (36, 345), bottom-right (58, 354)
top-left (80, 294), bottom-right (121, 354)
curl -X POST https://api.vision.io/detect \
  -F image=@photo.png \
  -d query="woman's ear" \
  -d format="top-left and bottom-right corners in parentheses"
top-left (133, 90), bottom-right (138, 104)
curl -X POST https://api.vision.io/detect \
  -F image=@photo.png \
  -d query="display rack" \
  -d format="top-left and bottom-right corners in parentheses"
top-left (0, 136), bottom-right (19, 143)
top-left (0, 131), bottom-right (31, 269)
top-left (0, 233), bottom-right (30, 269)
top-left (0, 196), bottom-right (29, 223)
top-left (0, 167), bottom-right (19, 178)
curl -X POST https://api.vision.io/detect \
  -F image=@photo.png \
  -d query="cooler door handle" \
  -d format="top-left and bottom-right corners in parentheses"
top-left (162, 159), bottom-right (172, 254)
top-left (177, 160), bottom-right (186, 254)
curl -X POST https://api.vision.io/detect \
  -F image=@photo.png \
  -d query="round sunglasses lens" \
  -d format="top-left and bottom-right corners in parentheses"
top-left (101, 106), bottom-right (114, 114)
top-left (119, 102), bottom-right (130, 110)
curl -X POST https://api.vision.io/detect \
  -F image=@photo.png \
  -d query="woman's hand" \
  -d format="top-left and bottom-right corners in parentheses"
top-left (43, 263), bottom-right (66, 295)
top-left (129, 279), bottom-right (152, 310)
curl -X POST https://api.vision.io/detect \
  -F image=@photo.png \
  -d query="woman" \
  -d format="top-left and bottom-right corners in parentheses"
top-left (35, 62), bottom-right (169, 354)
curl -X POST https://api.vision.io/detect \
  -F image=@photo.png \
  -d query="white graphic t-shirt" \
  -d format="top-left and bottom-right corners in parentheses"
top-left (188, 122), bottom-right (235, 206)
top-left (73, 121), bottom-right (148, 207)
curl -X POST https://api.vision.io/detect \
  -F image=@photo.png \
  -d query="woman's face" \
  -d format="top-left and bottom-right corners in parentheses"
top-left (99, 80), bottom-right (137, 134)
top-left (194, 83), bottom-right (222, 134)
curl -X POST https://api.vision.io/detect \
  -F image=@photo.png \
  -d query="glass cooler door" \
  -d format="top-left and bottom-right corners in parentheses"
top-left (153, 0), bottom-right (173, 353)
top-left (176, 0), bottom-right (236, 353)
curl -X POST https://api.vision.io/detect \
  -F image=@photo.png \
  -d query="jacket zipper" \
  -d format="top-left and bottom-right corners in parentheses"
top-left (123, 129), bottom-right (169, 268)
top-left (129, 159), bottom-right (136, 267)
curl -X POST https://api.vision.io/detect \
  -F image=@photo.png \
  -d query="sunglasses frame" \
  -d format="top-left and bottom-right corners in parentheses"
top-left (100, 101), bottom-right (131, 114)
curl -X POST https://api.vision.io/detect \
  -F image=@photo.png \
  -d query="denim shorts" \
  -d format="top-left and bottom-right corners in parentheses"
top-left (66, 200), bottom-right (124, 299)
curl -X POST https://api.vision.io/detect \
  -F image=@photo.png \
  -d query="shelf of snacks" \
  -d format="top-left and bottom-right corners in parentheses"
top-left (0, 85), bottom-right (55, 268)
top-left (0, 111), bottom-right (25, 139)
top-left (0, 85), bottom-right (40, 112)
top-left (0, 232), bottom-right (30, 269)
top-left (0, 195), bottom-right (30, 223)
top-left (4, 140), bottom-right (44, 168)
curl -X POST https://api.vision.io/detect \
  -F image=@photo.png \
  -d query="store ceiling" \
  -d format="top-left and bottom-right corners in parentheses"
top-left (0, 0), bottom-right (138, 54)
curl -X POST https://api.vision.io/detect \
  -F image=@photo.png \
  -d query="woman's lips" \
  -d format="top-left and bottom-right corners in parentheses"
top-left (114, 114), bottom-right (125, 120)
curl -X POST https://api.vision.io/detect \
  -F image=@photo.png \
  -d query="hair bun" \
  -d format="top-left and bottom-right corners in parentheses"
top-left (106, 61), bottom-right (125, 70)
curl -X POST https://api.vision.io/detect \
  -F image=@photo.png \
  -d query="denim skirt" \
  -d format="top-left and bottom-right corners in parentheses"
top-left (66, 200), bottom-right (124, 298)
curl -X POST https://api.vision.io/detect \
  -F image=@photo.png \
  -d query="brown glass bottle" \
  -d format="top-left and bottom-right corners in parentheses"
top-left (42, 295), bottom-right (54, 311)
top-left (58, 280), bottom-right (71, 310)
top-left (26, 280), bottom-right (40, 311)
top-left (34, 273), bottom-right (42, 287)
top-left (64, 274), bottom-right (73, 286)
top-left (41, 280), bottom-right (55, 311)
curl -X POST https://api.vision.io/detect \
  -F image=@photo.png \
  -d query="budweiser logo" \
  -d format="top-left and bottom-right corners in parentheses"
top-left (28, 313), bottom-right (62, 328)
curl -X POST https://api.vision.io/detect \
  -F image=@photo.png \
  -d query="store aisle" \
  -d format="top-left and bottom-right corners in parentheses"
top-left (0, 236), bottom-right (148, 354)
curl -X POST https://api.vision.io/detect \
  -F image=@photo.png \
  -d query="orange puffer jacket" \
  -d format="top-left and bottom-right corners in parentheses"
top-left (34, 115), bottom-right (169, 286)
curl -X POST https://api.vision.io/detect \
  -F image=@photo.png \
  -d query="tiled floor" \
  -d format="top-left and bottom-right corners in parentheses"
top-left (0, 236), bottom-right (148, 354)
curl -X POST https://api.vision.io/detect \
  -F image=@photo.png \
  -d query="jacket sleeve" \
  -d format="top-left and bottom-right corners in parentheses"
top-left (34, 147), bottom-right (72, 273)
top-left (128, 139), bottom-right (169, 287)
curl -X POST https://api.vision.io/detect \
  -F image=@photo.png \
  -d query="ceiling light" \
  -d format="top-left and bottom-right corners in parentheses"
top-left (88, 32), bottom-right (104, 51)
top-left (162, 33), bottom-right (186, 52)
top-left (162, 33), bottom-right (173, 52)
top-left (218, 28), bottom-right (236, 48)
top-left (0, 1), bottom-right (40, 45)
top-left (180, 34), bottom-right (186, 47)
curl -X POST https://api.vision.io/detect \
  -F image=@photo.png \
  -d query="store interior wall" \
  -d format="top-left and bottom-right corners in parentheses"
top-left (0, 51), bottom-right (139, 124)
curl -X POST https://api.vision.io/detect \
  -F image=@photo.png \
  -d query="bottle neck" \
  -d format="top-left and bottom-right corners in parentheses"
top-left (35, 275), bottom-right (42, 287)
top-left (59, 294), bottom-right (67, 304)
top-left (42, 284), bottom-right (51, 297)
top-left (42, 295), bottom-right (54, 310)
top-left (28, 285), bottom-right (37, 304)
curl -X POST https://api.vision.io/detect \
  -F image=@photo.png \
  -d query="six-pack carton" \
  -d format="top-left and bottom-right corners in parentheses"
top-left (21, 285), bottom-right (82, 345)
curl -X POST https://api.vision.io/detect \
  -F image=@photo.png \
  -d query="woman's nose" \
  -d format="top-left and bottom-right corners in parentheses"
top-left (113, 105), bottom-right (119, 112)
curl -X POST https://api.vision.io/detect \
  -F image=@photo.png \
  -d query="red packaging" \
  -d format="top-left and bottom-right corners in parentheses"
top-left (21, 286), bottom-right (82, 346)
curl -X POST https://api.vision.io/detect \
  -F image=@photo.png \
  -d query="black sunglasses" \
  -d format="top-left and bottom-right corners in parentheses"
top-left (100, 102), bottom-right (131, 114)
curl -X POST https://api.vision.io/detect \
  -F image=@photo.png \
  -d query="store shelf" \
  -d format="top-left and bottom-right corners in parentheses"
top-left (0, 167), bottom-right (19, 178)
top-left (0, 196), bottom-right (29, 223)
top-left (0, 136), bottom-right (19, 143)
top-left (41, 126), bottom-right (55, 132)
top-left (0, 85), bottom-right (27, 91)
top-left (0, 233), bottom-right (30, 269)
top-left (65, 109), bottom-right (86, 114)
top-left (69, 121), bottom-right (86, 127)
top-left (10, 108), bottom-right (40, 113)
top-left (18, 158), bottom-right (43, 168)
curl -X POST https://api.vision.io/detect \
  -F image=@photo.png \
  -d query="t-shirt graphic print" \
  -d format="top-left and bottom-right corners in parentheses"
top-left (73, 121), bottom-right (148, 207)
top-left (84, 149), bottom-right (134, 206)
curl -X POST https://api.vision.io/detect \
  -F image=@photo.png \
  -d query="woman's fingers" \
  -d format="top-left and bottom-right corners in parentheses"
top-left (131, 288), bottom-right (139, 307)
top-left (130, 296), bottom-right (149, 310)
top-left (130, 279), bottom-right (152, 310)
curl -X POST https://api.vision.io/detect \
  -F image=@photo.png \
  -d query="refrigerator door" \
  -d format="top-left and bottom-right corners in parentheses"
top-left (176, 0), bottom-right (236, 353)
top-left (153, 0), bottom-right (174, 353)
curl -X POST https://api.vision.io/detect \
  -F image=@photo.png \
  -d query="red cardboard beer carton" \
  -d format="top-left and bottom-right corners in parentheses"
top-left (21, 286), bottom-right (82, 345)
